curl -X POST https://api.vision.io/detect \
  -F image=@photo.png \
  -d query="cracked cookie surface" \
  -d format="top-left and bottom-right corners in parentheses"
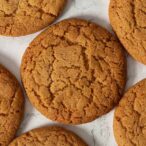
top-left (114, 79), bottom-right (146, 146)
top-left (0, 64), bottom-right (24, 146)
top-left (109, 0), bottom-right (146, 65)
top-left (9, 126), bottom-right (87, 146)
top-left (21, 18), bottom-right (126, 124)
top-left (0, 0), bottom-right (66, 36)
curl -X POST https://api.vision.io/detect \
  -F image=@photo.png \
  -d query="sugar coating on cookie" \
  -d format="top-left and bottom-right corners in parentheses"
top-left (109, 0), bottom-right (146, 65)
top-left (114, 79), bottom-right (146, 146)
top-left (9, 126), bottom-right (87, 146)
top-left (21, 18), bottom-right (126, 124)
top-left (0, 64), bottom-right (24, 146)
top-left (0, 0), bottom-right (66, 36)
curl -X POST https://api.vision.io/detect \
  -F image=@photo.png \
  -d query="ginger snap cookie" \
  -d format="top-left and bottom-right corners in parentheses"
top-left (109, 0), bottom-right (146, 65)
top-left (0, 64), bottom-right (24, 146)
top-left (114, 79), bottom-right (146, 146)
top-left (0, 0), bottom-right (66, 36)
top-left (9, 126), bottom-right (87, 146)
top-left (21, 18), bottom-right (127, 124)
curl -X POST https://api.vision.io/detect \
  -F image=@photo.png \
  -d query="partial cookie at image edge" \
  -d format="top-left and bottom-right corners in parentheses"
top-left (0, 64), bottom-right (24, 146)
top-left (114, 79), bottom-right (146, 146)
top-left (8, 126), bottom-right (88, 146)
top-left (109, 0), bottom-right (146, 65)
top-left (0, 0), bottom-right (67, 36)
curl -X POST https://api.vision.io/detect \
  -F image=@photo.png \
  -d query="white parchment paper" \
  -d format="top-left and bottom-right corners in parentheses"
top-left (0, 0), bottom-right (146, 146)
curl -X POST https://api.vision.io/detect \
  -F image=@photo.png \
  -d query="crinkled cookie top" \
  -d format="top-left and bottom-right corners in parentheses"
top-left (21, 18), bottom-right (126, 124)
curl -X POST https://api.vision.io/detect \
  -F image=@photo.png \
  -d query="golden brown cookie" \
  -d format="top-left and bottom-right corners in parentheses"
top-left (9, 126), bottom-right (87, 146)
top-left (0, 64), bottom-right (24, 146)
top-left (114, 79), bottom-right (146, 146)
top-left (21, 18), bottom-right (127, 124)
top-left (0, 0), bottom-right (66, 36)
top-left (109, 0), bottom-right (146, 65)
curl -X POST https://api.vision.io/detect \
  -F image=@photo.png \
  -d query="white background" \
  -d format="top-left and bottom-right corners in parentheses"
top-left (0, 0), bottom-right (146, 146)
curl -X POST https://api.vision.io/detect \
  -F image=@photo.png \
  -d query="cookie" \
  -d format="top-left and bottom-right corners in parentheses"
top-left (0, 0), bottom-right (66, 36)
top-left (109, 0), bottom-right (146, 65)
top-left (21, 18), bottom-right (127, 124)
top-left (114, 79), bottom-right (146, 146)
top-left (0, 64), bottom-right (24, 146)
top-left (9, 126), bottom-right (87, 146)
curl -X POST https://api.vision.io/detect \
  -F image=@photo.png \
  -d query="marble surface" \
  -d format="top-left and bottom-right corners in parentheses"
top-left (0, 0), bottom-right (146, 146)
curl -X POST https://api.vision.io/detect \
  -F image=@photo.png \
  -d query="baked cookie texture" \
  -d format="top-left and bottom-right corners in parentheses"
top-left (0, 64), bottom-right (24, 146)
top-left (114, 79), bottom-right (146, 146)
top-left (109, 0), bottom-right (146, 65)
top-left (0, 0), bottom-right (66, 36)
top-left (21, 18), bottom-right (127, 124)
top-left (9, 126), bottom-right (87, 146)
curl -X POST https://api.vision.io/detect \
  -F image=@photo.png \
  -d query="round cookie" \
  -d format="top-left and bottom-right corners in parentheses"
top-left (9, 126), bottom-right (87, 146)
top-left (0, 64), bottom-right (24, 146)
top-left (114, 79), bottom-right (146, 146)
top-left (21, 18), bottom-right (127, 124)
top-left (0, 0), bottom-right (66, 36)
top-left (109, 0), bottom-right (146, 65)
